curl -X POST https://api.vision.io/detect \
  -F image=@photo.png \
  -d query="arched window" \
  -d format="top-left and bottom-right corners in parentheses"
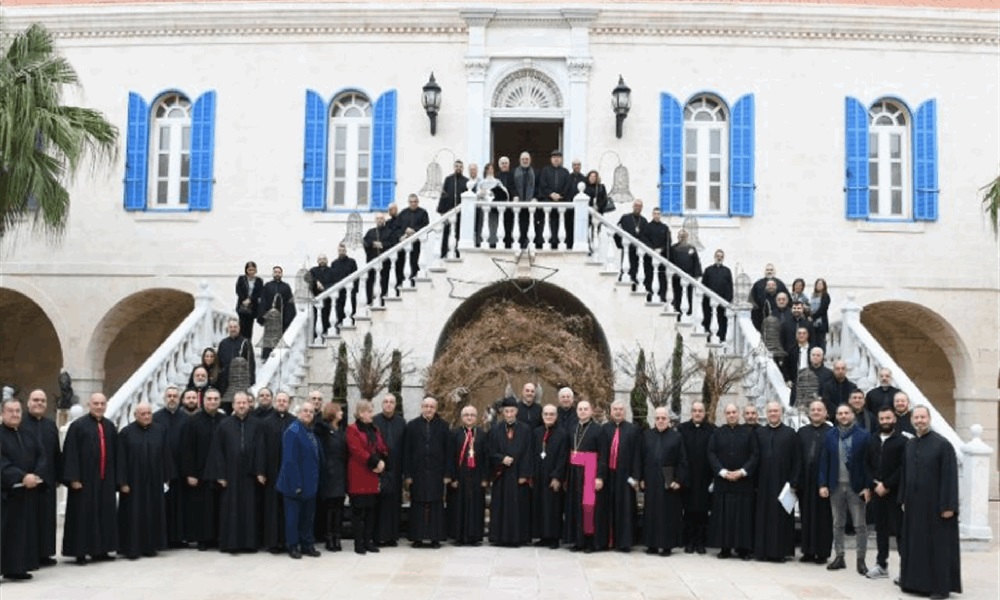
top-left (683, 95), bottom-right (728, 214)
top-left (329, 92), bottom-right (373, 209)
top-left (868, 99), bottom-right (909, 218)
top-left (149, 93), bottom-right (192, 207)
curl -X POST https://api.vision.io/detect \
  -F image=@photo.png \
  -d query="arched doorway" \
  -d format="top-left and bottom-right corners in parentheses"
top-left (427, 279), bottom-right (614, 424)
top-left (0, 288), bottom-right (64, 411)
top-left (87, 289), bottom-right (194, 396)
top-left (861, 301), bottom-right (969, 425)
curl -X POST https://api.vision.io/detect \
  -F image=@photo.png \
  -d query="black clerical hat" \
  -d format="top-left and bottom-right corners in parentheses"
top-left (500, 396), bottom-right (518, 408)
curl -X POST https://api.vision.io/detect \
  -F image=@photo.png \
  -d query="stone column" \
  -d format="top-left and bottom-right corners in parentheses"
top-left (960, 424), bottom-right (994, 540)
top-left (464, 57), bottom-right (490, 162)
top-left (565, 58), bottom-right (592, 162)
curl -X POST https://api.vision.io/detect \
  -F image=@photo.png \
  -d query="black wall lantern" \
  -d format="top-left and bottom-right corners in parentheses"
top-left (612, 75), bottom-right (631, 139)
top-left (422, 73), bottom-right (442, 136)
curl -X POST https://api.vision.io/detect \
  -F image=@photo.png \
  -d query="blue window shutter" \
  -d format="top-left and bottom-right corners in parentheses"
top-left (729, 93), bottom-right (755, 217)
top-left (844, 97), bottom-right (870, 220)
top-left (302, 90), bottom-right (328, 211)
top-left (912, 99), bottom-right (938, 222)
top-left (123, 92), bottom-right (149, 211)
top-left (659, 93), bottom-right (683, 215)
top-left (189, 90), bottom-right (216, 211)
top-left (371, 89), bottom-right (398, 211)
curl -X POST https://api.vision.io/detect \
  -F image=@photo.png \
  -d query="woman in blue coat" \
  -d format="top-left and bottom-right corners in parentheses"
top-left (276, 403), bottom-right (322, 559)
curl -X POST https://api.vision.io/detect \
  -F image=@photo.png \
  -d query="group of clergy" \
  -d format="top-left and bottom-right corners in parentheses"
top-left (1, 381), bottom-right (962, 600)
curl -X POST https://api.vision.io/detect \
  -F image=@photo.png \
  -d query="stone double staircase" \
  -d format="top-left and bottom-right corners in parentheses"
top-left (98, 192), bottom-right (993, 541)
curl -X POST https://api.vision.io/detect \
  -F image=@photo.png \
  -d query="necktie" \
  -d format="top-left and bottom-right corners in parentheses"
top-left (96, 420), bottom-right (107, 480)
top-left (610, 426), bottom-right (620, 470)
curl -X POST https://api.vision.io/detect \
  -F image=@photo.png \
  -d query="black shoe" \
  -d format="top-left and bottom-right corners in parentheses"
top-left (366, 544), bottom-right (380, 553)
top-left (815, 556), bottom-right (829, 565)
top-left (696, 545), bottom-right (706, 555)
top-left (928, 594), bottom-right (949, 600)
top-left (856, 559), bottom-right (868, 576)
top-left (739, 552), bottom-right (752, 561)
top-left (533, 540), bottom-right (547, 547)
top-left (333, 538), bottom-right (342, 552)
top-left (325, 540), bottom-right (336, 551)
top-left (548, 542), bottom-right (560, 550)
top-left (429, 541), bottom-right (441, 549)
top-left (799, 554), bottom-right (814, 563)
top-left (583, 546), bottom-right (593, 554)
top-left (684, 545), bottom-right (694, 554)
top-left (4, 573), bottom-right (32, 581)
top-left (74, 556), bottom-right (89, 566)
top-left (383, 540), bottom-right (398, 547)
top-left (268, 547), bottom-right (284, 555)
top-left (412, 541), bottom-right (424, 549)
top-left (661, 549), bottom-right (672, 556)
top-left (355, 545), bottom-right (367, 555)
top-left (303, 546), bottom-right (321, 557)
top-left (92, 554), bottom-right (114, 562)
top-left (288, 547), bottom-right (302, 560)
top-left (570, 546), bottom-right (582, 552)
top-left (718, 549), bottom-right (732, 559)
top-left (827, 556), bottom-right (846, 571)
top-left (197, 543), bottom-right (208, 552)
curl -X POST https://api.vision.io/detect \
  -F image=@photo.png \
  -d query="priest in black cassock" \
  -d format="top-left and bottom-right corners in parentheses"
top-left (898, 406), bottom-right (961, 599)
top-left (62, 392), bottom-right (119, 564)
top-left (753, 401), bottom-right (802, 562)
top-left (181, 388), bottom-right (224, 550)
top-left (602, 400), bottom-right (641, 552)
top-left (22, 389), bottom-right (61, 566)
top-left (677, 401), bottom-right (715, 554)
top-left (531, 404), bottom-right (568, 549)
top-left (152, 386), bottom-right (188, 548)
top-left (516, 383), bottom-right (542, 430)
top-left (487, 397), bottom-right (533, 547)
top-left (205, 392), bottom-right (266, 553)
top-left (708, 403), bottom-right (758, 560)
top-left (261, 391), bottom-right (295, 553)
top-left (564, 399), bottom-right (607, 553)
top-left (797, 400), bottom-right (832, 565)
top-left (117, 402), bottom-right (174, 560)
top-left (373, 393), bottom-right (406, 546)
top-left (556, 387), bottom-right (578, 434)
top-left (403, 397), bottom-right (450, 548)
top-left (445, 405), bottom-right (488, 546)
top-left (640, 406), bottom-right (688, 556)
top-left (1, 399), bottom-right (44, 580)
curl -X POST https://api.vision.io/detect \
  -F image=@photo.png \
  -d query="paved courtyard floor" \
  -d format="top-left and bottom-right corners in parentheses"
top-left (7, 504), bottom-right (998, 600)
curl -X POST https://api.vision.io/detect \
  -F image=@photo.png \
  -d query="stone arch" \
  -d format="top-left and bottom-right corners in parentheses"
top-left (0, 288), bottom-right (64, 409)
top-left (491, 67), bottom-right (564, 109)
top-left (86, 289), bottom-right (195, 396)
top-left (861, 301), bottom-right (971, 424)
top-left (428, 279), bottom-right (613, 423)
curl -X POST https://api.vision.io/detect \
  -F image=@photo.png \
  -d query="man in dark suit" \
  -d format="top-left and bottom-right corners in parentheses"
top-left (701, 249), bottom-right (733, 342)
top-left (396, 194), bottom-right (430, 283)
top-left (615, 199), bottom-right (647, 289)
top-left (538, 150), bottom-right (572, 248)
top-left (865, 406), bottom-right (908, 580)
top-left (437, 160), bottom-right (468, 257)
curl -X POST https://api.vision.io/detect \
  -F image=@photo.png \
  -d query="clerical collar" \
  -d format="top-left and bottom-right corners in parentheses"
top-left (768, 422), bottom-right (781, 428)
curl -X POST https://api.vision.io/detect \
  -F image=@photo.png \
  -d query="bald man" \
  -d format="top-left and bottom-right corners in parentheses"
top-left (117, 402), bottom-right (174, 560)
top-left (62, 393), bottom-right (120, 564)
top-left (21, 389), bottom-right (61, 565)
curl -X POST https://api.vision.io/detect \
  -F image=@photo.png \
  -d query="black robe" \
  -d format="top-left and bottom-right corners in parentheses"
top-left (445, 426), bottom-right (488, 544)
top-left (260, 410), bottom-right (295, 550)
top-left (205, 414), bottom-right (266, 551)
top-left (117, 421), bottom-right (174, 558)
top-left (373, 412), bottom-right (406, 543)
top-left (22, 414), bottom-right (61, 560)
top-left (152, 407), bottom-right (189, 546)
top-left (1, 423), bottom-right (44, 576)
top-left (516, 401), bottom-right (542, 430)
top-left (602, 420), bottom-right (641, 550)
top-left (531, 425), bottom-right (568, 541)
top-left (753, 424), bottom-right (802, 560)
top-left (899, 431), bottom-right (962, 596)
top-left (564, 419), bottom-right (608, 548)
top-left (487, 421), bottom-right (533, 546)
top-left (677, 420), bottom-right (715, 514)
top-left (640, 427), bottom-right (688, 550)
top-left (707, 424), bottom-right (758, 550)
top-left (797, 422), bottom-right (833, 559)
top-left (556, 406), bottom-right (577, 434)
top-left (62, 415), bottom-right (119, 558)
top-left (865, 385), bottom-right (901, 414)
top-left (180, 410), bottom-right (223, 544)
top-left (403, 415), bottom-right (449, 542)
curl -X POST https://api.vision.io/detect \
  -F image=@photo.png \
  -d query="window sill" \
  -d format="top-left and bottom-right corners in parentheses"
top-left (856, 220), bottom-right (925, 234)
top-left (131, 211), bottom-right (201, 223)
top-left (669, 215), bottom-right (743, 229)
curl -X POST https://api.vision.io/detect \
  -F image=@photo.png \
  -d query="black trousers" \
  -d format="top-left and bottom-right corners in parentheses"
top-left (320, 497), bottom-right (344, 542)
top-left (366, 263), bottom-right (391, 304)
top-left (440, 215), bottom-right (461, 258)
top-left (672, 275), bottom-right (694, 315)
top-left (351, 500), bottom-right (376, 547)
top-left (702, 299), bottom-right (729, 342)
top-left (335, 288), bottom-right (356, 326)
top-left (622, 247), bottom-right (640, 283)
top-left (238, 313), bottom-right (255, 341)
top-left (642, 257), bottom-right (667, 301)
top-left (872, 494), bottom-right (903, 568)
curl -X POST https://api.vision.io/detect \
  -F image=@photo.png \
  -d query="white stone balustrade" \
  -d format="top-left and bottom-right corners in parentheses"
top-left (458, 188), bottom-right (591, 253)
top-left (960, 424), bottom-right (994, 541)
top-left (250, 307), bottom-right (310, 396)
top-left (103, 281), bottom-right (231, 428)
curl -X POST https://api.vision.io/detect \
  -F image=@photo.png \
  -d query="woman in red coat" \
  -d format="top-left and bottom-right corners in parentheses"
top-left (346, 400), bottom-right (388, 555)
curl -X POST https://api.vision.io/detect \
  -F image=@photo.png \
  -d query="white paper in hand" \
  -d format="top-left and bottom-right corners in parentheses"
top-left (778, 482), bottom-right (797, 514)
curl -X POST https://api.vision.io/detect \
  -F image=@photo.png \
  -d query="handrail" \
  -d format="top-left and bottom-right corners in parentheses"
top-left (104, 281), bottom-right (231, 428)
top-left (311, 205), bottom-right (461, 306)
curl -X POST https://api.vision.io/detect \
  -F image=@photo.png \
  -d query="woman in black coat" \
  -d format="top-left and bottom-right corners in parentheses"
top-left (315, 402), bottom-right (347, 551)
top-left (235, 261), bottom-right (263, 341)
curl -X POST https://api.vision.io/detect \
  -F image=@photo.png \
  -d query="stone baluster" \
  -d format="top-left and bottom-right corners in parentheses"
top-left (556, 206), bottom-right (568, 250)
top-left (689, 284), bottom-right (706, 331)
top-left (704, 296), bottom-right (720, 343)
top-left (839, 296), bottom-right (863, 368)
top-left (494, 203), bottom-right (507, 249)
top-left (444, 213), bottom-right (458, 260)
top-left (572, 188), bottom-right (589, 253)
top-left (312, 296), bottom-right (325, 345)
top-left (458, 189), bottom-right (477, 252)
top-left (526, 206), bottom-right (538, 251)
top-left (539, 205), bottom-right (551, 249)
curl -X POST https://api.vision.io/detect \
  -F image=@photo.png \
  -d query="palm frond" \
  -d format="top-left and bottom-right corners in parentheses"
top-left (981, 175), bottom-right (1000, 237)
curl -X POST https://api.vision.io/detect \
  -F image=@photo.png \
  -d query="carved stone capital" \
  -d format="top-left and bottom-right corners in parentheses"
top-left (464, 57), bottom-right (491, 81)
top-left (567, 58), bottom-right (593, 82)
